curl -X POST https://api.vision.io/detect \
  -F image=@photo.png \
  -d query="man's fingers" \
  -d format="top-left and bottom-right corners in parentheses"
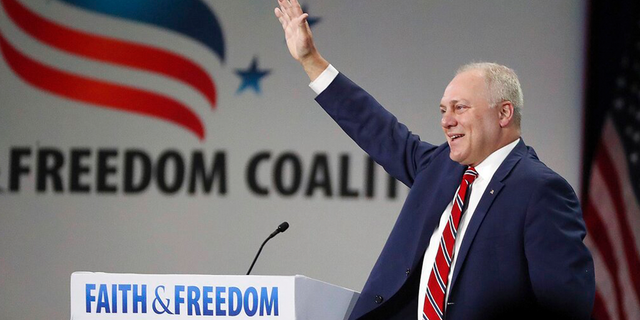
top-left (278, 0), bottom-right (291, 14)
top-left (275, 6), bottom-right (290, 23)
top-left (293, 13), bottom-right (308, 26)
top-left (283, 0), bottom-right (299, 19)
top-left (278, 0), bottom-right (305, 21)
top-left (274, 8), bottom-right (287, 28)
top-left (280, 2), bottom-right (297, 22)
top-left (289, 0), bottom-right (303, 15)
top-left (276, 0), bottom-right (306, 33)
top-left (277, 0), bottom-right (289, 15)
top-left (275, 7), bottom-right (287, 21)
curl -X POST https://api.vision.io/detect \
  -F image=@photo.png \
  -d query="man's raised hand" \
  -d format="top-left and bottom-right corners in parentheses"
top-left (274, 0), bottom-right (328, 81)
top-left (274, 0), bottom-right (310, 61)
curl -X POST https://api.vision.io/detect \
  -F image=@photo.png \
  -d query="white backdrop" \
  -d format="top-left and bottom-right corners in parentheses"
top-left (0, 0), bottom-right (586, 319)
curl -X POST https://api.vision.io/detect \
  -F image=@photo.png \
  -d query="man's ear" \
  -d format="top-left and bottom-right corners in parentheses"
top-left (498, 101), bottom-right (514, 128)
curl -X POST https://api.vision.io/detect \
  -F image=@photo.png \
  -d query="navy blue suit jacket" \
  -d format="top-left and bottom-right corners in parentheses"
top-left (315, 74), bottom-right (595, 320)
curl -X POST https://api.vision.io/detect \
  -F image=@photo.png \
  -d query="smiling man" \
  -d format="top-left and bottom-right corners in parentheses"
top-left (274, 1), bottom-right (595, 319)
top-left (440, 65), bottom-right (523, 167)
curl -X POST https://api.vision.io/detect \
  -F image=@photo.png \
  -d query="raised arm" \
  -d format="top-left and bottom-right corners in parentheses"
top-left (274, 0), bottom-right (328, 81)
top-left (274, 0), bottom-right (438, 186)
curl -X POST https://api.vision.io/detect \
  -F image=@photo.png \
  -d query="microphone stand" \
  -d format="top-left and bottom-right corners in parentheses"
top-left (246, 222), bottom-right (289, 275)
top-left (246, 234), bottom-right (275, 275)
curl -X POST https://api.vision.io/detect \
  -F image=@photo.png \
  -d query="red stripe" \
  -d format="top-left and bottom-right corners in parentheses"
top-left (2, 0), bottom-right (217, 109)
top-left (427, 275), bottom-right (445, 304)
top-left (423, 299), bottom-right (440, 320)
top-left (442, 225), bottom-right (455, 253)
top-left (434, 253), bottom-right (449, 281)
top-left (451, 204), bottom-right (462, 228)
top-left (451, 186), bottom-right (468, 227)
top-left (592, 291), bottom-right (612, 320)
top-left (423, 287), bottom-right (442, 320)
top-left (597, 142), bottom-right (640, 303)
top-left (0, 31), bottom-right (204, 139)
top-left (584, 196), bottom-right (627, 320)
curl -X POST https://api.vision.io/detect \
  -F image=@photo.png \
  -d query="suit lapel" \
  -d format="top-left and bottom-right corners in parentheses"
top-left (449, 140), bottom-right (527, 290)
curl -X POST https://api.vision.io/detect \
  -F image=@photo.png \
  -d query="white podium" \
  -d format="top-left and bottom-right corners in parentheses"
top-left (70, 272), bottom-right (359, 320)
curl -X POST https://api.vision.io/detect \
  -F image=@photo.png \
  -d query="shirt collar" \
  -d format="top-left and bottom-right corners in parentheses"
top-left (473, 138), bottom-right (520, 182)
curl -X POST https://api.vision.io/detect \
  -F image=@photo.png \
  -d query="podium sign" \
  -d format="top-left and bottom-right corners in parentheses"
top-left (70, 272), bottom-right (359, 320)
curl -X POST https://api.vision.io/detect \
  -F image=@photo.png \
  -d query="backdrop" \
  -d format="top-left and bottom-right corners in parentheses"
top-left (0, 0), bottom-right (586, 318)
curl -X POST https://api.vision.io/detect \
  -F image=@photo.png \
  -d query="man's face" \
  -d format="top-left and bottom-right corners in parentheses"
top-left (440, 69), bottom-right (502, 166)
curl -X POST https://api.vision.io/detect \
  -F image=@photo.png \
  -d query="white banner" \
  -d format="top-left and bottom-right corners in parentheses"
top-left (71, 273), bottom-right (293, 319)
top-left (70, 272), bottom-right (358, 320)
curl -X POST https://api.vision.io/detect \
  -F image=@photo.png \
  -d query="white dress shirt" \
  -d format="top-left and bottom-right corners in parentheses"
top-left (308, 65), bottom-right (520, 320)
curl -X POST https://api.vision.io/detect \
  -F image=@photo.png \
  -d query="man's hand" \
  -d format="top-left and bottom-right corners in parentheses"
top-left (275, 0), bottom-right (328, 81)
top-left (274, 0), bottom-right (311, 62)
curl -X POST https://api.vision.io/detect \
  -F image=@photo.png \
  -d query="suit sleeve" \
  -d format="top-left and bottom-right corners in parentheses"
top-left (315, 73), bottom-right (438, 187)
top-left (524, 172), bottom-right (595, 319)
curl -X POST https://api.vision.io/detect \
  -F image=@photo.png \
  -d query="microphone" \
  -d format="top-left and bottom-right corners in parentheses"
top-left (246, 222), bottom-right (289, 275)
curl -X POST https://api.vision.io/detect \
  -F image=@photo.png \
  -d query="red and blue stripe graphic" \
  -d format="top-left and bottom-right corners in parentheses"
top-left (57, 0), bottom-right (225, 63)
top-left (0, 0), bottom-right (226, 140)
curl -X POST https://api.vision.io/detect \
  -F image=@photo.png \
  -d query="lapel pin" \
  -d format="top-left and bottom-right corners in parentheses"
top-left (490, 189), bottom-right (494, 195)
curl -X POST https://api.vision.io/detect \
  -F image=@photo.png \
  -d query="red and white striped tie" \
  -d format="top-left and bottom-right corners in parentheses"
top-left (423, 167), bottom-right (478, 320)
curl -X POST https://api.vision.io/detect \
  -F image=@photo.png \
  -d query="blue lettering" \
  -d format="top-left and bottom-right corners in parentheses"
top-left (86, 284), bottom-right (96, 313)
top-left (97, 284), bottom-right (110, 313)
top-left (228, 287), bottom-right (242, 316)
top-left (216, 286), bottom-right (226, 316)
top-left (111, 284), bottom-right (118, 313)
top-left (203, 286), bottom-right (214, 316)
top-left (119, 284), bottom-right (131, 313)
top-left (133, 284), bottom-right (147, 313)
top-left (244, 287), bottom-right (258, 317)
top-left (188, 286), bottom-right (201, 316)
top-left (152, 285), bottom-right (174, 315)
top-left (260, 287), bottom-right (279, 316)
top-left (175, 285), bottom-right (185, 315)
top-left (85, 283), bottom-right (148, 314)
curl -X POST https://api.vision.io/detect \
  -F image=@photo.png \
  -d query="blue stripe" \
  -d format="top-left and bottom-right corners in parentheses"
top-left (57, 0), bottom-right (226, 62)
top-left (455, 193), bottom-right (463, 210)
top-left (440, 237), bottom-right (451, 266)
top-left (448, 215), bottom-right (457, 237)
top-left (433, 264), bottom-right (446, 292)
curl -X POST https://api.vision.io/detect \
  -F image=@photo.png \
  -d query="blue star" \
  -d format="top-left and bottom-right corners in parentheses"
top-left (235, 57), bottom-right (271, 95)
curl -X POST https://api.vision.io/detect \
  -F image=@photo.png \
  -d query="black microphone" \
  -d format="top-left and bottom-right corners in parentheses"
top-left (246, 222), bottom-right (289, 275)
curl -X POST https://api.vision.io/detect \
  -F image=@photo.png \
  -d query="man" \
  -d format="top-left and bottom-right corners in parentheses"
top-left (274, 1), bottom-right (595, 319)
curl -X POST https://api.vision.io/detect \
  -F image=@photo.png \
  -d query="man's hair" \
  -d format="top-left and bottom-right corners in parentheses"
top-left (457, 62), bottom-right (523, 127)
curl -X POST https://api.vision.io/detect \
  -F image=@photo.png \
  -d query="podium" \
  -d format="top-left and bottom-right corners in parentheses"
top-left (70, 272), bottom-right (359, 320)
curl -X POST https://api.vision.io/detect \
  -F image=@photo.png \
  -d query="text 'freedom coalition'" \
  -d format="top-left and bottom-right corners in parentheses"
top-left (5, 147), bottom-right (402, 198)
